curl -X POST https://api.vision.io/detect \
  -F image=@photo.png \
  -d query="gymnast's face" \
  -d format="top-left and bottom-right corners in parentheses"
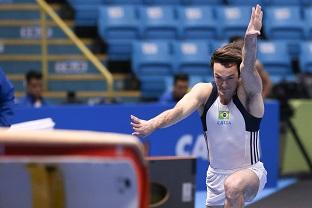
top-left (213, 62), bottom-right (239, 99)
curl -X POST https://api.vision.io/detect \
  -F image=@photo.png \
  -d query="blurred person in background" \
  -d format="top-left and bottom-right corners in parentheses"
top-left (229, 36), bottom-right (272, 99)
top-left (0, 67), bottom-right (15, 126)
top-left (131, 5), bottom-right (266, 208)
top-left (255, 60), bottom-right (272, 98)
top-left (159, 73), bottom-right (189, 103)
top-left (63, 90), bottom-right (83, 105)
top-left (17, 70), bottom-right (48, 108)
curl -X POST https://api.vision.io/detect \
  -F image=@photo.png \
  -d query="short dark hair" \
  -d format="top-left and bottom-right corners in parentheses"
top-left (25, 70), bottom-right (42, 83)
top-left (210, 41), bottom-right (242, 76)
top-left (229, 35), bottom-right (243, 43)
top-left (174, 73), bottom-right (189, 84)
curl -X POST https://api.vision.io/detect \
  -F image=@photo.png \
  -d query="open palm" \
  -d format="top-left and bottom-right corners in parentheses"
top-left (130, 115), bottom-right (154, 137)
top-left (246, 4), bottom-right (263, 36)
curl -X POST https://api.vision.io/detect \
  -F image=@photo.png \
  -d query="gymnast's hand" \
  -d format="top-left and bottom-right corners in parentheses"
top-left (246, 4), bottom-right (263, 37)
top-left (130, 115), bottom-right (155, 138)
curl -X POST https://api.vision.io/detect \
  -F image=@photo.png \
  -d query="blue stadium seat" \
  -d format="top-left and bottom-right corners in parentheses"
top-left (257, 41), bottom-right (294, 83)
top-left (304, 7), bottom-right (312, 40)
top-left (139, 6), bottom-right (178, 39)
top-left (177, 6), bottom-right (218, 39)
top-left (68, 0), bottom-right (103, 26)
top-left (139, 75), bottom-right (173, 99)
top-left (299, 42), bottom-right (312, 73)
top-left (216, 6), bottom-right (252, 40)
top-left (226, 0), bottom-right (266, 5)
top-left (302, 0), bottom-right (312, 6)
top-left (132, 41), bottom-right (174, 99)
top-left (98, 6), bottom-right (141, 60)
top-left (173, 40), bottom-right (212, 77)
top-left (98, 6), bottom-right (140, 39)
top-left (68, 0), bottom-right (103, 6)
top-left (182, 0), bottom-right (224, 5)
top-left (144, 0), bottom-right (181, 4)
top-left (264, 6), bottom-right (305, 40)
top-left (132, 40), bottom-right (174, 76)
top-left (107, 0), bottom-right (143, 4)
top-left (209, 40), bottom-right (229, 53)
top-left (74, 5), bottom-right (99, 26)
top-left (267, 0), bottom-right (301, 5)
top-left (189, 75), bottom-right (207, 86)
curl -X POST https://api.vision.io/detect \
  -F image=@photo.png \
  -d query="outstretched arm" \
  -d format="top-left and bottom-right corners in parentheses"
top-left (239, 5), bottom-right (264, 117)
top-left (131, 83), bottom-right (212, 137)
top-left (240, 4), bottom-right (263, 95)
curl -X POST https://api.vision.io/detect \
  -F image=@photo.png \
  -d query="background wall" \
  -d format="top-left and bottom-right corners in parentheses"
top-left (282, 100), bottom-right (312, 175)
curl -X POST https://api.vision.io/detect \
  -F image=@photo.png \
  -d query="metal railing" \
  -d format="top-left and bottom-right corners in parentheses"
top-left (36, 0), bottom-right (113, 94)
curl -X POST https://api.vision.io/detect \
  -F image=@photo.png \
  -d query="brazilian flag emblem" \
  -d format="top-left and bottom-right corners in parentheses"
top-left (218, 111), bottom-right (230, 120)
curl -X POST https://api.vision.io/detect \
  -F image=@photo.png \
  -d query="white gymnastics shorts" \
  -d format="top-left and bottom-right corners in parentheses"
top-left (205, 161), bottom-right (267, 207)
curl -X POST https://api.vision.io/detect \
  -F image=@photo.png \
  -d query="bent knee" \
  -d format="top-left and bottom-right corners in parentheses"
top-left (224, 178), bottom-right (244, 200)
